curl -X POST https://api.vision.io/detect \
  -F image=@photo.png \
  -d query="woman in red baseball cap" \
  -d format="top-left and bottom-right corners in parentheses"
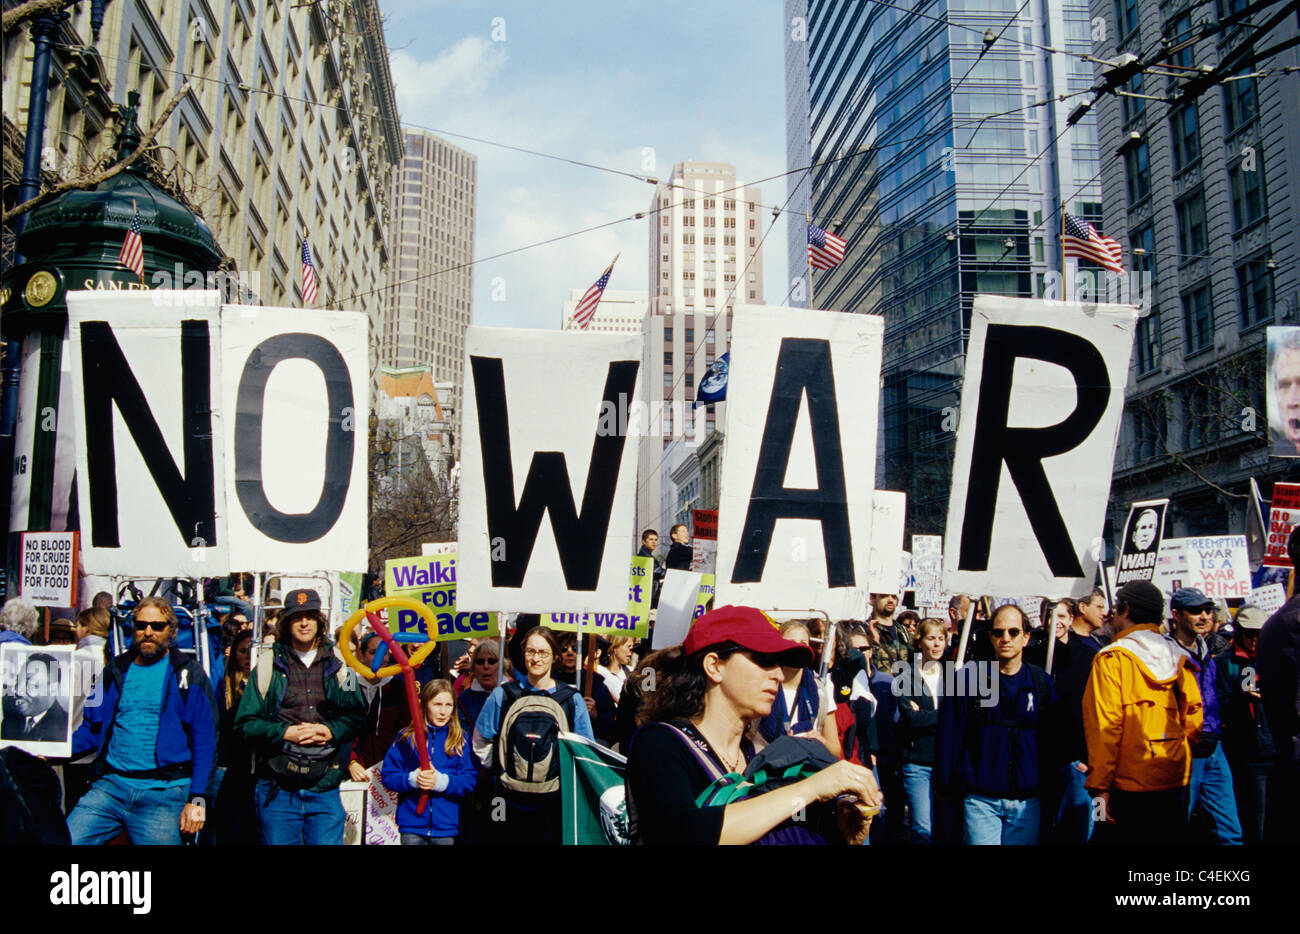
top-left (625, 606), bottom-right (881, 844)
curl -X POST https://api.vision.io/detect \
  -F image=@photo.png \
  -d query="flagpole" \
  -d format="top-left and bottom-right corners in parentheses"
top-left (133, 200), bottom-right (142, 284)
top-left (805, 212), bottom-right (813, 309)
top-left (1060, 202), bottom-right (1068, 302)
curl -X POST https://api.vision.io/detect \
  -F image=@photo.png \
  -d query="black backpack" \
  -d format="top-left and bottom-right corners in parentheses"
top-left (495, 680), bottom-right (579, 797)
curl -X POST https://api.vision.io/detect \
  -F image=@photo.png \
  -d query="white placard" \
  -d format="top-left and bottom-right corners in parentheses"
top-left (222, 306), bottom-right (370, 573)
top-left (0, 644), bottom-right (75, 758)
top-left (20, 532), bottom-right (78, 607)
top-left (867, 490), bottom-right (907, 597)
top-left (340, 780), bottom-right (367, 845)
top-left (655, 569), bottom-right (707, 650)
top-left (422, 542), bottom-right (457, 556)
top-left (713, 307), bottom-right (883, 617)
top-left (913, 535), bottom-right (944, 607)
top-left (943, 296), bottom-right (1136, 597)
top-left (690, 538), bottom-right (717, 574)
top-left (66, 291), bottom-right (228, 575)
top-left (456, 328), bottom-right (643, 612)
top-left (1248, 582), bottom-right (1286, 616)
top-left (1153, 536), bottom-right (1190, 595)
top-left (1184, 534), bottom-right (1252, 600)
top-left (364, 764), bottom-right (400, 846)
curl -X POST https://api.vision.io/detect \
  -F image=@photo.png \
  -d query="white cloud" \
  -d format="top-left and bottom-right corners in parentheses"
top-left (389, 38), bottom-right (507, 107)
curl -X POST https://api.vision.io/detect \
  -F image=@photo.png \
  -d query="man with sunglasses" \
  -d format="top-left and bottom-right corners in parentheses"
top-left (936, 604), bottom-right (1062, 844)
top-left (1084, 580), bottom-right (1203, 845)
top-left (67, 597), bottom-right (218, 844)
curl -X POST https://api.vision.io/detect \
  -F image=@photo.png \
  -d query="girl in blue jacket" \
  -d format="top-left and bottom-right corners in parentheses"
top-left (381, 679), bottom-right (477, 845)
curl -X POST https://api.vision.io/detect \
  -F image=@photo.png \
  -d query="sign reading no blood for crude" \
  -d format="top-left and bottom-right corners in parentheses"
top-left (384, 553), bottom-right (499, 641)
top-left (20, 532), bottom-right (79, 607)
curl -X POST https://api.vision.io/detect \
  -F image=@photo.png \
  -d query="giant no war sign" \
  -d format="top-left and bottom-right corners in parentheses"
top-left (943, 296), bottom-right (1136, 597)
top-left (66, 291), bottom-right (369, 575)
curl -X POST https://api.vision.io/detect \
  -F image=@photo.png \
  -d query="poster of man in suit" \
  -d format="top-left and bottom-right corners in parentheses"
top-left (0, 645), bottom-right (74, 757)
top-left (1116, 499), bottom-right (1169, 585)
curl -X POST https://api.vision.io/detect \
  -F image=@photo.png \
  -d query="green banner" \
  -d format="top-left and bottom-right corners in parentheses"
top-left (558, 732), bottom-right (629, 845)
top-left (383, 553), bottom-right (499, 641)
top-left (543, 556), bottom-right (652, 637)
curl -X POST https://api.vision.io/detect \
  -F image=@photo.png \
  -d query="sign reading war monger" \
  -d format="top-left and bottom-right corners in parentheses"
top-left (384, 553), bottom-right (498, 641)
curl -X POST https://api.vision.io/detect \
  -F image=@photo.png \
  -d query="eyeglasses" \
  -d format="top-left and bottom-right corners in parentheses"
top-left (523, 649), bottom-right (552, 660)
top-left (133, 619), bottom-right (169, 632)
top-left (474, 657), bottom-right (498, 666)
top-left (990, 627), bottom-right (1022, 639)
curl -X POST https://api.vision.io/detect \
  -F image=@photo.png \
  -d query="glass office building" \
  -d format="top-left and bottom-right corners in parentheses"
top-left (786, 0), bottom-right (1102, 531)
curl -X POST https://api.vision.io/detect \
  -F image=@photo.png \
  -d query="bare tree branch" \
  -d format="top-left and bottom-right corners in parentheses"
top-left (3, 82), bottom-right (191, 226)
top-left (2, 0), bottom-right (73, 35)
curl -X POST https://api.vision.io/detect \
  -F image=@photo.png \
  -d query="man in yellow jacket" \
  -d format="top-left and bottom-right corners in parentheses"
top-left (1084, 580), bottom-right (1203, 844)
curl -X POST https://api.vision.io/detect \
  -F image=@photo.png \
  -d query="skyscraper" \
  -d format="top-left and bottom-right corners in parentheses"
top-left (787, 0), bottom-right (1103, 531)
top-left (382, 128), bottom-right (476, 457)
top-left (637, 161), bottom-right (764, 538)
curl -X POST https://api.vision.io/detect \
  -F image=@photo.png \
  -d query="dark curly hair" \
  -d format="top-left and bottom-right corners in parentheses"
top-left (636, 642), bottom-right (744, 726)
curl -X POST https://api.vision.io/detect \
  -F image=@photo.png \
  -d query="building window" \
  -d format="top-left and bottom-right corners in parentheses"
top-left (1184, 383), bottom-right (1220, 449)
top-left (1182, 284), bottom-right (1213, 352)
top-left (1125, 141), bottom-right (1150, 205)
top-left (1176, 191), bottom-right (1207, 257)
top-left (1121, 70), bottom-right (1146, 122)
top-left (1169, 105), bottom-right (1200, 172)
top-left (1116, 0), bottom-right (1140, 39)
top-left (1131, 401), bottom-right (1164, 463)
top-left (685, 327), bottom-right (694, 342)
top-left (1133, 224), bottom-right (1156, 280)
top-left (1229, 155), bottom-right (1266, 230)
top-left (1223, 75), bottom-right (1258, 134)
top-left (1238, 259), bottom-right (1273, 328)
top-left (664, 326), bottom-right (673, 341)
top-left (1136, 310), bottom-right (1160, 375)
top-left (663, 351), bottom-right (673, 365)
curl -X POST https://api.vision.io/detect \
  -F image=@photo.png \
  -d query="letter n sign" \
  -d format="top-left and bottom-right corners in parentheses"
top-left (942, 296), bottom-right (1136, 598)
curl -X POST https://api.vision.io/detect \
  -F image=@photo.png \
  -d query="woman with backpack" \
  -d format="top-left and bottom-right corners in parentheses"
top-left (470, 626), bottom-right (594, 845)
top-left (235, 589), bottom-right (366, 845)
top-left (382, 679), bottom-right (476, 845)
top-left (625, 606), bottom-right (881, 845)
top-left (895, 618), bottom-right (947, 844)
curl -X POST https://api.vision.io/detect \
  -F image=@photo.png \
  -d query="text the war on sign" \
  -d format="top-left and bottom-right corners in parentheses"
top-left (943, 296), bottom-right (1136, 598)
top-left (713, 307), bottom-right (882, 618)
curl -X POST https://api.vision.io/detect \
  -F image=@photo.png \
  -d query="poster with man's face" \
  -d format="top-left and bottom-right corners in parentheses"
top-left (1116, 499), bottom-right (1169, 585)
top-left (1267, 327), bottom-right (1300, 457)
top-left (0, 644), bottom-right (74, 758)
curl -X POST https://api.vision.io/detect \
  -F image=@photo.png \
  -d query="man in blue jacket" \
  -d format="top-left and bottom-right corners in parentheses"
top-left (1167, 587), bottom-right (1243, 845)
top-left (67, 597), bottom-right (217, 845)
top-left (936, 604), bottom-right (1062, 845)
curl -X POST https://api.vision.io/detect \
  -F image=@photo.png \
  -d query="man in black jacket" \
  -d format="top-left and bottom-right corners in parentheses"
top-left (1258, 528), bottom-right (1300, 843)
top-left (638, 529), bottom-right (664, 608)
top-left (665, 524), bottom-right (693, 571)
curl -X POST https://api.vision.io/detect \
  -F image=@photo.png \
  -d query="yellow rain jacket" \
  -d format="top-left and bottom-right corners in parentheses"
top-left (1083, 623), bottom-right (1203, 793)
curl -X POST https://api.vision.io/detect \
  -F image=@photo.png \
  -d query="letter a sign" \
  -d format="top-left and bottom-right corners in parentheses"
top-left (455, 327), bottom-right (642, 612)
top-left (943, 296), bottom-right (1136, 597)
top-left (714, 307), bottom-right (882, 618)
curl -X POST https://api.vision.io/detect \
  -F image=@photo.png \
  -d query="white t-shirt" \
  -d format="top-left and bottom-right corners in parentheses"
top-left (598, 665), bottom-right (628, 702)
top-left (293, 647), bottom-right (318, 668)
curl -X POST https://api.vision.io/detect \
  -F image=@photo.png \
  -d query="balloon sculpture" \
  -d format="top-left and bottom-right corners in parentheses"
top-left (338, 597), bottom-right (439, 814)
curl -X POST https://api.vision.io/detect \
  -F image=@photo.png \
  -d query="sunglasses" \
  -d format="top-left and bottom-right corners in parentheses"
top-left (133, 620), bottom-right (169, 632)
top-left (990, 627), bottom-right (1022, 639)
top-left (474, 657), bottom-right (498, 666)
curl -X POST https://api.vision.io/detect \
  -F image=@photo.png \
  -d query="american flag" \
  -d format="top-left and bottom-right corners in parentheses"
top-left (301, 236), bottom-right (319, 305)
top-left (572, 255), bottom-right (618, 330)
top-left (1062, 212), bottom-right (1124, 273)
top-left (807, 222), bottom-right (846, 270)
top-left (118, 203), bottom-right (144, 278)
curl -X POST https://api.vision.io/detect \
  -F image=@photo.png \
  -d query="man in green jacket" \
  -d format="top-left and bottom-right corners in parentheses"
top-left (236, 589), bottom-right (365, 845)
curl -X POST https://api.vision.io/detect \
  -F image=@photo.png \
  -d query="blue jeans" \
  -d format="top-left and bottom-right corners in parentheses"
top-left (1189, 744), bottom-right (1243, 845)
top-left (255, 779), bottom-right (345, 845)
top-left (68, 774), bottom-right (189, 845)
top-left (901, 763), bottom-right (933, 844)
top-left (1055, 761), bottom-right (1094, 844)
top-left (963, 793), bottom-right (1040, 845)
top-left (400, 833), bottom-right (455, 845)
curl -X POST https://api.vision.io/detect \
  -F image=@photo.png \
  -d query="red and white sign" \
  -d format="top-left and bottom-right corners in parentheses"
top-left (1185, 535), bottom-right (1251, 600)
top-left (1265, 482), bottom-right (1300, 568)
top-left (692, 509), bottom-right (718, 541)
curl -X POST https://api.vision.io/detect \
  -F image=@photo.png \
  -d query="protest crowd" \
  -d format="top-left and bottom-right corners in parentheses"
top-left (1, 519), bottom-right (1297, 848)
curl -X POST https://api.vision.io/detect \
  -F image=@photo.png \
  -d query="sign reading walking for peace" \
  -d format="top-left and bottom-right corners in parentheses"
top-left (1264, 482), bottom-right (1300, 568)
top-left (20, 532), bottom-right (79, 607)
top-left (384, 553), bottom-right (499, 641)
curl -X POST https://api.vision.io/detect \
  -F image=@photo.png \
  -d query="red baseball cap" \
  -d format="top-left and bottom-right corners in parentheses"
top-left (682, 605), bottom-right (814, 667)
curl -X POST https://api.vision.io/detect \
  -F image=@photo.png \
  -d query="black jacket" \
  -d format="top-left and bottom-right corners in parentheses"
top-left (1258, 597), bottom-right (1300, 767)
top-left (666, 542), bottom-right (693, 571)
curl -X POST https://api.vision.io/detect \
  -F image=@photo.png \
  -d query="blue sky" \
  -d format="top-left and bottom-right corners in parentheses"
top-left (381, 0), bottom-right (790, 330)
